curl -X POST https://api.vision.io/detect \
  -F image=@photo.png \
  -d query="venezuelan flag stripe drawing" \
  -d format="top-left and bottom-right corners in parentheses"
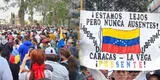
top-left (102, 28), bottom-right (140, 39)
top-left (102, 28), bottom-right (141, 54)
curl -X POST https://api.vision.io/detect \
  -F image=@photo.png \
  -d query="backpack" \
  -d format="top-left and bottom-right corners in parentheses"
top-left (43, 64), bottom-right (54, 80)
top-left (45, 64), bottom-right (53, 72)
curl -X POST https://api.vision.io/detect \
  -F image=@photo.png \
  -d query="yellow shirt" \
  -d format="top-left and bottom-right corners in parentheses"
top-left (49, 33), bottom-right (56, 41)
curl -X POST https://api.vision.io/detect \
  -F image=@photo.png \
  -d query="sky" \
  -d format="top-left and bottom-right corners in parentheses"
top-left (0, 0), bottom-right (42, 24)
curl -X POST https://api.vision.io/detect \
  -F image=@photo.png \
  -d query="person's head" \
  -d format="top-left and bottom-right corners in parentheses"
top-left (59, 48), bottom-right (78, 71)
top-left (32, 38), bottom-right (38, 45)
top-left (127, 71), bottom-right (140, 80)
top-left (59, 48), bottom-right (71, 60)
top-left (29, 49), bottom-right (45, 66)
top-left (148, 76), bottom-right (159, 80)
top-left (100, 70), bottom-right (108, 78)
top-left (24, 35), bottom-right (30, 41)
top-left (17, 35), bottom-right (22, 41)
top-left (15, 39), bottom-right (20, 45)
top-left (113, 70), bottom-right (128, 80)
top-left (29, 49), bottom-right (45, 80)
top-left (80, 66), bottom-right (90, 75)
top-left (67, 36), bottom-right (74, 46)
top-left (45, 47), bottom-right (58, 62)
top-left (146, 70), bottom-right (160, 80)
top-left (80, 66), bottom-right (87, 72)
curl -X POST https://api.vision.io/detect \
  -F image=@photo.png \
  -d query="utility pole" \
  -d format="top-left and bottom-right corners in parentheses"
top-left (80, 0), bottom-right (83, 10)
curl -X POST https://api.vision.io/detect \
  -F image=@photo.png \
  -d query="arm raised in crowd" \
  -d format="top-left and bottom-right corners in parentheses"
top-left (19, 53), bottom-right (30, 73)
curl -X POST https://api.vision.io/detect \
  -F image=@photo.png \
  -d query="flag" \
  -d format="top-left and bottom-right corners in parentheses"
top-left (9, 48), bottom-right (20, 64)
top-left (102, 28), bottom-right (141, 54)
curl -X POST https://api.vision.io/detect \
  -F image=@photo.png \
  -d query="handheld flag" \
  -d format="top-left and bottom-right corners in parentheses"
top-left (9, 48), bottom-right (20, 64)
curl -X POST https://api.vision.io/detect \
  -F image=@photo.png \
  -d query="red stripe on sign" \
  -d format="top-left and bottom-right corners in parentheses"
top-left (102, 44), bottom-right (141, 54)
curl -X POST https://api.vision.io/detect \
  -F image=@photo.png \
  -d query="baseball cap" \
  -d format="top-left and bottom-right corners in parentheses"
top-left (41, 38), bottom-right (50, 43)
top-left (45, 47), bottom-right (56, 55)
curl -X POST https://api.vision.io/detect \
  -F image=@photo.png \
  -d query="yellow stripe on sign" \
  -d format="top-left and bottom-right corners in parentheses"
top-left (102, 28), bottom-right (140, 40)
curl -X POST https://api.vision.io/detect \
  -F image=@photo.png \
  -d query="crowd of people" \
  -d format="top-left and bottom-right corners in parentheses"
top-left (0, 25), bottom-right (160, 80)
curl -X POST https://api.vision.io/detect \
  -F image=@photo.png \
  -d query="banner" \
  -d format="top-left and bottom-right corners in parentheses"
top-left (79, 10), bottom-right (160, 71)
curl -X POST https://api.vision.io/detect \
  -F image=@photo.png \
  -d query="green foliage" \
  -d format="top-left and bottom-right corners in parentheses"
top-left (3, 0), bottom-right (69, 26)
top-left (85, 0), bottom-right (149, 12)
top-left (55, 1), bottom-right (69, 25)
top-left (29, 0), bottom-right (69, 26)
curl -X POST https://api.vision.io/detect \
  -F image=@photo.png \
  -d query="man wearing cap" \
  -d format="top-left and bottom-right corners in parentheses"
top-left (40, 38), bottom-right (50, 49)
top-left (44, 47), bottom-right (69, 80)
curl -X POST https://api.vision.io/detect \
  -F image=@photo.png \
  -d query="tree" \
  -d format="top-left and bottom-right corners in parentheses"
top-left (18, 0), bottom-right (28, 26)
top-left (85, 0), bottom-right (149, 12)
top-left (3, 0), bottom-right (29, 26)
top-left (55, 1), bottom-right (68, 26)
top-left (3, 0), bottom-right (69, 26)
top-left (31, 0), bottom-right (69, 26)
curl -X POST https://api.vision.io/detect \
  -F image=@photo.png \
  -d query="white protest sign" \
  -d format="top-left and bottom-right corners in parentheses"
top-left (80, 10), bottom-right (160, 71)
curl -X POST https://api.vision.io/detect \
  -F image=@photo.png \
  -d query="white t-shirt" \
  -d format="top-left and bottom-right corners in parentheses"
top-left (35, 34), bottom-right (41, 43)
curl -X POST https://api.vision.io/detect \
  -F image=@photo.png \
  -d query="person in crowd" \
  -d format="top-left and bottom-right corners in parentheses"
top-left (57, 33), bottom-right (66, 49)
top-left (146, 70), bottom-right (160, 80)
top-left (19, 49), bottom-right (52, 80)
top-left (65, 36), bottom-right (74, 48)
top-left (9, 40), bottom-right (21, 80)
top-left (80, 66), bottom-right (95, 80)
top-left (59, 48), bottom-right (80, 80)
top-left (112, 70), bottom-right (128, 80)
top-left (48, 31), bottom-right (56, 41)
top-left (0, 36), bottom-right (13, 61)
top-left (16, 33), bottom-right (22, 42)
top-left (0, 56), bottom-right (13, 80)
top-left (34, 31), bottom-right (41, 44)
top-left (133, 71), bottom-right (148, 80)
top-left (18, 35), bottom-right (33, 62)
top-left (127, 71), bottom-right (140, 80)
top-left (0, 45), bottom-right (13, 80)
top-left (100, 70), bottom-right (108, 78)
top-left (42, 29), bottom-right (49, 38)
top-left (48, 31), bottom-right (56, 48)
top-left (40, 38), bottom-right (50, 49)
top-left (32, 38), bottom-right (40, 49)
top-left (7, 32), bottom-right (14, 40)
top-left (15, 38), bottom-right (22, 49)
top-left (67, 38), bottom-right (79, 59)
top-left (0, 32), bottom-right (6, 42)
top-left (44, 46), bottom-right (69, 80)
